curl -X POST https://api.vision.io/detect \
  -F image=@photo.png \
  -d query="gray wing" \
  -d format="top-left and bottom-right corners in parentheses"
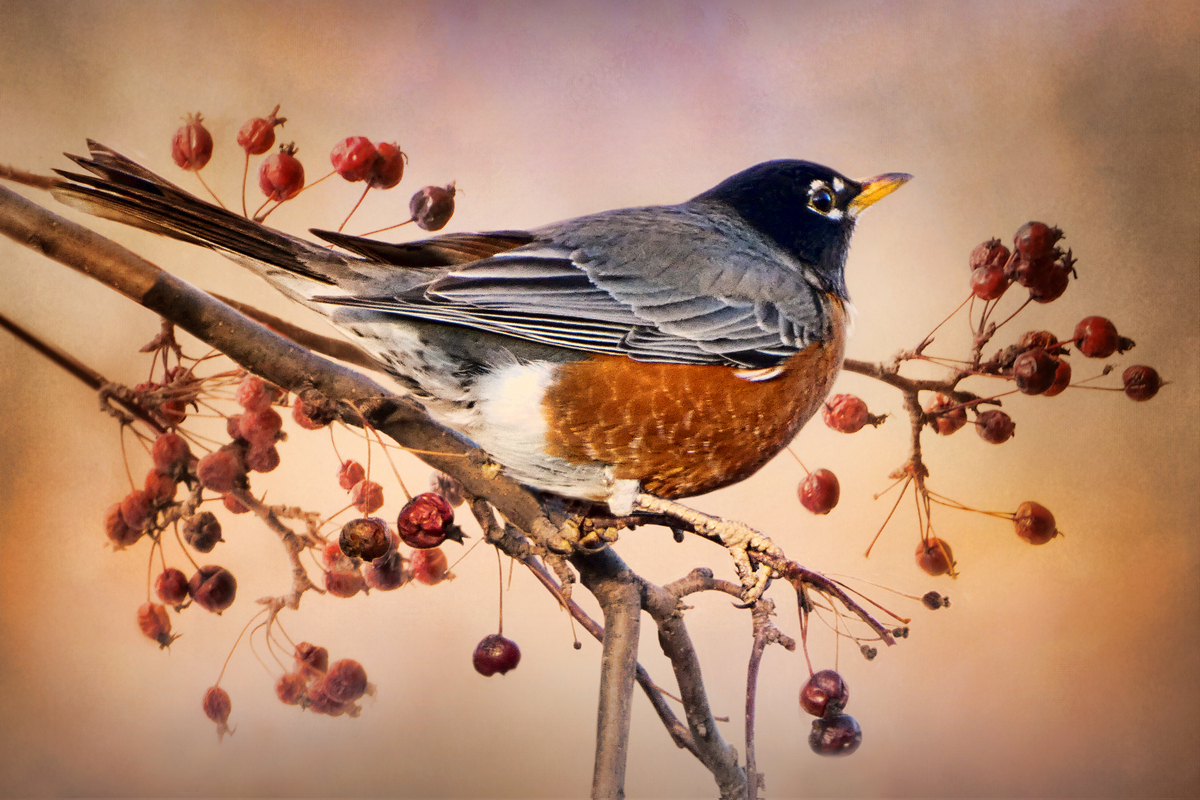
top-left (318, 203), bottom-right (833, 368)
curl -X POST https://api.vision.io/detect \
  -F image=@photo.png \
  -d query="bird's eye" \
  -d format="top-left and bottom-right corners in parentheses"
top-left (809, 185), bottom-right (836, 215)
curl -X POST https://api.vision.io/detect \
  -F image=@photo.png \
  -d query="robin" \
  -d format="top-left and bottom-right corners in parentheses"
top-left (54, 143), bottom-right (908, 522)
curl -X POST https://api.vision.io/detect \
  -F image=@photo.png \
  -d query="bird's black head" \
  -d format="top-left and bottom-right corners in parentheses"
top-left (692, 160), bottom-right (909, 299)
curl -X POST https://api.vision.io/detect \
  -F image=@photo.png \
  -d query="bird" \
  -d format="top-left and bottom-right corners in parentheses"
top-left (52, 142), bottom-right (908, 519)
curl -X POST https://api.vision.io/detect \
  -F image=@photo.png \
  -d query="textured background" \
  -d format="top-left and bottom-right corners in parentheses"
top-left (1, 1), bottom-right (1197, 797)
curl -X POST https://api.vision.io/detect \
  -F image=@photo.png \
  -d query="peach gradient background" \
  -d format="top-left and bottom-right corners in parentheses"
top-left (1, 2), bottom-right (1197, 797)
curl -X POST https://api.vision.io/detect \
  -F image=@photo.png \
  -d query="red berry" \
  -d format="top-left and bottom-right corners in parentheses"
top-left (258, 143), bottom-right (305, 202)
top-left (798, 469), bottom-right (840, 515)
top-left (916, 537), bottom-right (956, 577)
top-left (1043, 357), bottom-right (1072, 397)
top-left (292, 391), bottom-right (337, 429)
top-left (151, 431), bottom-right (192, 477)
top-left (338, 460), bottom-right (366, 491)
top-left (473, 634), bottom-right (521, 676)
top-left (1073, 316), bottom-right (1120, 358)
top-left (321, 659), bottom-right (369, 702)
top-left (202, 686), bottom-right (233, 741)
top-left (155, 567), bottom-right (190, 606)
top-left (800, 669), bottom-right (849, 717)
top-left (245, 444), bottom-right (280, 474)
top-left (410, 183), bottom-right (457, 231)
top-left (924, 394), bottom-right (967, 435)
top-left (350, 480), bottom-right (384, 515)
top-left (196, 449), bottom-right (245, 493)
top-left (294, 642), bottom-right (329, 681)
top-left (339, 517), bottom-right (391, 561)
top-left (137, 602), bottom-right (176, 648)
top-left (306, 689), bottom-right (354, 717)
top-left (1122, 365), bottom-right (1161, 401)
top-left (143, 468), bottom-right (178, 503)
top-left (974, 409), bottom-right (1016, 444)
top-left (171, 113), bottom-right (213, 171)
top-left (809, 714), bottom-right (862, 757)
top-left (1012, 349), bottom-right (1060, 395)
top-left (324, 568), bottom-right (364, 598)
top-left (104, 502), bottom-right (143, 549)
top-left (1013, 221), bottom-right (1062, 262)
top-left (430, 471), bottom-right (466, 507)
top-left (969, 239), bottom-right (1010, 272)
top-left (364, 549), bottom-right (409, 591)
top-left (822, 393), bottom-right (870, 433)
top-left (366, 142), bottom-right (406, 189)
top-left (397, 492), bottom-right (459, 548)
top-left (238, 407), bottom-right (283, 447)
top-left (275, 672), bottom-right (307, 705)
top-left (189, 565), bottom-right (238, 613)
top-left (120, 488), bottom-right (153, 530)
top-left (182, 511), bottom-right (223, 553)
top-left (970, 264), bottom-right (1010, 300)
top-left (410, 547), bottom-right (450, 585)
top-left (237, 105), bottom-right (286, 156)
top-left (1013, 501), bottom-right (1058, 545)
top-left (330, 136), bottom-right (377, 182)
top-left (222, 492), bottom-right (249, 514)
top-left (234, 375), bottom-right (277, 412)
top-left (1027, 256), bottom-right (1073, 303)
top-left (320, 541), bottom-right (354, 571)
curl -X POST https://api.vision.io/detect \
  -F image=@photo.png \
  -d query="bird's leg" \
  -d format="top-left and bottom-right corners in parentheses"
top-left (632, 493), bottom-right (783, 602)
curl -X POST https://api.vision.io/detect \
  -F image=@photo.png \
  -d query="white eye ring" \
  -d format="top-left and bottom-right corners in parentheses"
top-left (809, 182), bottom-right (836, 215)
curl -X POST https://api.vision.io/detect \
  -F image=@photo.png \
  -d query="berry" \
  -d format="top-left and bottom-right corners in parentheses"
top-left (292, 390), bottom-right (337, 429)
top-left (822, 393), bottom-right (870, 433)
top-left (119, 488), bottom-right (153, 529)
top-left (974, 409), bottom-right (1016, 444)
top-left (189, 565), bottom-right (237, 613)
top-left (324, 568), bottom-right (364, 598)
top-left (171, 113), bottom-right (213, 171)
top-left (364, 549), bottom-right (409, 591)
top-left (294, 642), bottom-right (329, 681)
top-left (306, 689), bottom-right (354, 717)
top-left (922, 591), bottom-right (950, 610)
top-left (970, 264), bottom-right (1010, 300)
top-left (1012, 349), bottom-right (1060, 395)
top-left (338, 460), bottom-right (366, 491)
top-left (1122, 365), bottom-right (1161, 401)
top-left (1073, 316), bottom-right (1120, 358)
top-left (182, 511), bottom-right (223, 553)
top-left (235, 375), bottom-right (276, 412)
top-left (330, 136), bottom-right (377, 182)
top-left (151, 431), bottom-right (192, 477)
top-left (430, 471), bottom-right (466, 507)
top-left (798, 469), bottom-right (840, 515)
top-left (1013, 221), bottom-right (1062, 262)
top-left (238, 407), bottom-right (283, 447)
top-left (245, 444), bottom-right (280, 474)
top-left (321, 659), bottom-right (368, 702)
top-left (916, 537), bottom-right (956, 577)
top-left (1013, 501), bottom-right (1058, 545)
top-left (143, 469), bottom-right (178, 503)
top-left (397, 492), bottom-right (460, 548)
top-left (350, 480), bottom-right (384, 515)
top-left (137, 602), bottom-right (176, 648)
top-left (410, 547), bottom-right (450, 585)
top-left (222, 492), bottom-right (249, 514)
top-left (1017, 330), bottom-right (1061, 353)
top-left (1027, 253), bottom-right (1074, 303)
top-left (154, 567), bottom-right (190, 606)
top-left (196, 449), bottom-right (245, 493)
top-left (1043, 357), bottom-right (1072, 397)
top-left (275, 672), bottom-right (307, 705)
top-left (473, 634), bottom-right (521, 676)
top-left (969, 239), bottom-right (1010, 272)
top-left (104, 502), bottom-right (143, 549)
top-left (258, 143), bottom-right (305, 202)
top-left (809, 714), bottom-right (862, 757)
top-left (366, 142), bottom-right (406, 189)
top-left (202, 686), bottom-right (233, 741)
top-left (237, 105), bottom-right (286, 156)
top-left (925, 394), bottom-right (967, 435)
top-left (410, 183), bottom-right (457, 231)
top-left (339, 517), bottom-right (391, 561)
top-left (800, 669), bottom-right (849, 717)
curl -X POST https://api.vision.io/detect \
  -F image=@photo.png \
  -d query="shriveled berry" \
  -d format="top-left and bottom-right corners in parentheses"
top-left (1012, 253), bottom-right (1053, 288)
top-left (970, 264), bottom-right (1010, 300)
top-left (307, 689), bottom-right (353, 717)
top-left (473, 634), bottom-right (521, 676)
top-left (397, 492), bottom-right (461, 548)
top-left (916, 537), bottom-right (956, 577)
top-left (922, 591), bottom-right (950, 610)
top-left (822, 393), bottom-right (870, 433)
top-left (238, 407), bottom-right (283, 447)
top-left (410, 547), bottom-right (450, 585)
top-left (322, 659), bottom-right (368, 702)
top-left (1043, 357), bottom-right (1072, 397)
top-left (104, 502), bottom-right (143, 549)
top-left (189, 565), bottom-right (237, 613)
top-left (339, 517), bottom-right (391, 561)
top-left (151, 431), bottom-right (192, 477)
top-left (202, 686), bottom-right (233, 741)
top-left (294, 642), bottom-right (329, 681)
top-left (925, 394), bottom-right (967, 435)
top-left (410, 183), bottom-right (456, 231)
top-left (809, 714), bottom-right (862, 757)
top-left (155, 567), bottom-right (190, 606)
top-left (119, 488), bottom-right (152, 530)
top-left (800, 669), bottom-right (849, 717)
top-left (330, 136), bottom-right (377, 182)
top-left (969, 239), bottom-right (1010, 272)
top-left (143, 469), bottom-right (178, 503)
top-left (430, 471), bottom-right (466, 507)
top-left (799, 469), bottom-right (840, 515)
top-left (245, 444), bottom-right (280, 474)
top-left (275, 671), bottom-right (307, 705)
top-left (1027, 255), bottom-right (1074, 303)
top-left (1012, 349), bottom-right (1059, 395)
top-left (1122, 365), bottom-right (1161, 401)
top-left (222, 493), bottom-right (249, 514)
top-left (137, 602), bottom-right (177, 648)
top-left (974, 409), bottom-right (1016, 444)
top-left (350, 480), bottom-right (384, 515)
top-left (366, 142), bottom-right (406, 189)
top-left (237, 105), bottom-right (286, 156)
top-left (234, 375), bottom-right (278, 412)
top-left (338, 460), bottom-right (366, 491)
top-left (1017, 330), bottom-right (1060, 353)
top-left (325, 568), bottom-right (364, 598)
top-left (364, 549), bottom-right (409, 591)
top-left (171, 113), bottom-right (213, 171)
top-left (292, 390), bottom-right (337, 429)
top-left (258, 143), bottom-right (305, 202)
top-left (196, 449), bottom-right (245, 493)
top-left (1013, 221), bottom-right (1062, 262)
top-left (182, 511), bottom-right (223, 553)
top-left (1073, 316), bottom-right (1120, 358)
top-left (1013, 501), bottom-right (1058, 545)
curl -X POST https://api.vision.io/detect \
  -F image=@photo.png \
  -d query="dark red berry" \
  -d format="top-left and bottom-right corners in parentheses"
top-left (275, 672), bottom-right (307, 705)
top-left (473, 634), bottom-right (521, 676)
top-left (350, 480), bottom-right (384, 515)
top-left (245, 444), bottom-right (280, 474)
top-left (1043, 357), bottom-right (1072, 397)
top-left (410, 548), bottom-right (450, 585)
top-left (292, 390), bottom-right (337, 429)
top-left (1012, 349), bottom-right (1060, 395)
top-left (182, 511), bottom-right (223, 553)
top-left (119, 488), bottom-right (152, 530)
top-left (809, 714), bottom-right (862, 757)
top-left (155, 567), bottom-right (190, 606)
top-left (339, 517), bottom-right (391, 561)
top-left (925, 394), bottom-right (967, 435)
top-left (237, 105), bottom-right (286, 156)
top-left (330, 136), bottom-right (377, 182)
top-left (1013, 221), bottom-right (1062, 262)
top-left (970, 264), bottom-right (1010, 300)
top-left (196, 449), bottom-right (245, 493)
top-left (1013, 501), bottom-right (1058, 545)
top-left (410, 183), bottom-right (457, 231)
top-left (189, 565), bottom-right (237, 613)
top-left (258, 143), bottom-right (305, 202)
top-left (104, 502), bottom-right (143, 549)
top-left (974, 409), bottom-right (1016, 444)
top-left (321, 659), bottom-right (368, 702)
top-left (151, 431), bottom-right (192, 478)
top-left (202, 686), bottom-right (233, 741)
top-left (338, 460), bottom-right (366, 491)
top-left (1073, 316), bottom-right (1120, 358)
top-left (324, 568), bottom-right (364, 598)
top-left (922, 591), bottom-right (950, 610)
top-left (171, 113), bottom-right (213, 171)
top-left (1122, 365), bottom-right (1161, 401)
top-left (366, 142), bottom-right (406, 189)
top-left (222, 492), bottom-right (249, 514)
top-left (1027, 253), bottom-right (1074, 303)
top-left (822, 393), bottom-right (870, 433)
top-left (800, 669), bottom-right (849, 717)
top-left (916, 537), bottom-right (956, 577)
top-left (799, 469), bottom-right (840, 515)
top-left (306, 689), bottom-right (353, 717)
top-left (364, 549), bottom-right (409, 591)
top-left (137, 602), bottom-right (177, 648)
top-left (143, 469), bottom-right (178, 503)
top-left (969, 239), bottom-right (1010, 272)
top-left (397, 492), bottom-right (460, 548)
top-left (238, 407), bottom-right (283, 447)
top-left (294, 642), bottom-right (329, 681)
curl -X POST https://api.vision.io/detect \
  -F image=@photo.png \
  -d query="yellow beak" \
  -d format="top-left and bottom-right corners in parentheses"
top-left (849, 172), bottom-right (912, 215)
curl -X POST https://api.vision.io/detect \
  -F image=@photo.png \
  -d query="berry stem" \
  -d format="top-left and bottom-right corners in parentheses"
top-left (192, 169), bottom-right (227, 211)
top-left (865, 475), bottom-right (911, 557)
top-left (214, 606), bottom-right (270, 686)
top-left (241, 152), bottom-right (250, 219)
top-left (337, 185), bottom-right (372, 233)
top-left (358, 218), bottom-right (415, 237)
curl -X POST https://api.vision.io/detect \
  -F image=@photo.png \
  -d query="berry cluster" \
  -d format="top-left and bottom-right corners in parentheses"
top-left (275, 642), bottom-right (372, 718)
top-left (800, 669), bottom-right (861, 757)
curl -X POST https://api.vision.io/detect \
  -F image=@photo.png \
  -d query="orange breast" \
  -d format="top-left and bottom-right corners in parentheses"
top-left (542, 302), bottom-right (847, 499)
